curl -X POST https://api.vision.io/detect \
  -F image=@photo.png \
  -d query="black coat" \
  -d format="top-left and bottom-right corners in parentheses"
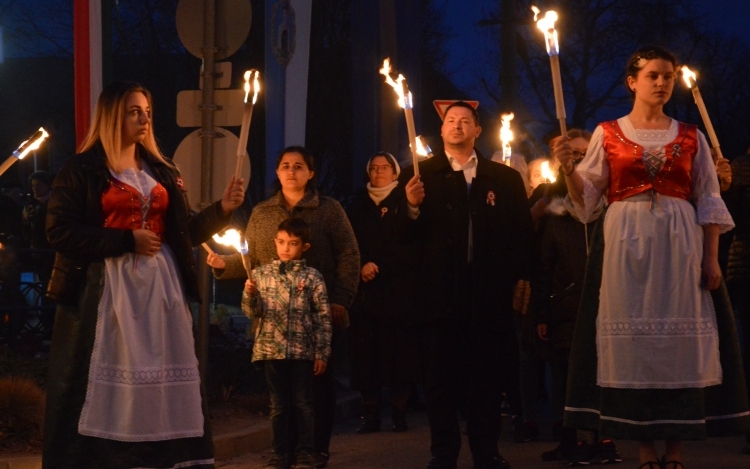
top-left (42, 143), bottom-right (228, 468)
top-left (346, 187), bottom-right (418, 389)
top-left (346, 187), bottom-right (414, 325)
top-left (724, 154), bottom-right (750, 286)
top-left (45, 142), bottom-right (230, 304)
top-left (531, 201), bottom-right (595, 350)
top-left (398, 149), bottom-right (534, 325)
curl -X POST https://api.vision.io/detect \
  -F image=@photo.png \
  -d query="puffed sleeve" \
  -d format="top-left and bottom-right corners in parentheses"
top-left (569, 125), bottom-right (608, 223)
top-left (691, 130), bottom-right (734, 233)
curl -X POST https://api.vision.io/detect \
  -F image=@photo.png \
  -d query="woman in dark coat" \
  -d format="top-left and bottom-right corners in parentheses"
top-left (722, 150), bottom-right (750, 455)
top-left (42, 81), bottom-right (245, 469)
top-left (346, 152), bottom-right (417, 433)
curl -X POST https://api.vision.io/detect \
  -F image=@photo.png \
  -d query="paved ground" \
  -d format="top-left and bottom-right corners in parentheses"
top-left (217, 410), bottom-right (750, 469)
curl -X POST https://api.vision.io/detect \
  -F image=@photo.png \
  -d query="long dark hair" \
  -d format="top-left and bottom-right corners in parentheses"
top-left (269, 145), bottom-right (318, 194)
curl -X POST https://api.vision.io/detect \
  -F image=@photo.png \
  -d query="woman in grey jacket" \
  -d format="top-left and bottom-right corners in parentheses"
top-left (207, 146), bottom-right (359, 468)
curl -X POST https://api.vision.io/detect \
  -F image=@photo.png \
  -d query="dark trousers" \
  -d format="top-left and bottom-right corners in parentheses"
top-left (264, 360), bottom-right (315, 458)
top-left (417, 315), bottom-right (516, 464)
top-left (287, 332), bottom-right (340, 455)
top-left (361, 386), bottom-right (409, 415)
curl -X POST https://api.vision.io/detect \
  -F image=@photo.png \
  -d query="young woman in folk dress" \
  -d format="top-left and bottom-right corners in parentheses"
top-left (558, 46), bottom-right (749, 469)
top-left (43, 81), bottom-right (245, 469)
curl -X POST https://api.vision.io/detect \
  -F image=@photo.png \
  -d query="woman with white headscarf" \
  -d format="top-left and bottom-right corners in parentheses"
top-left (346, 151), bottom-right (418, 435)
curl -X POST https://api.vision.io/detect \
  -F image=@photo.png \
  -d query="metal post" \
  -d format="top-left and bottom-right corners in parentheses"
top-left (499, 0), bottom-right (519, 113)
top-left (197, 0), bottom-right (216, 384)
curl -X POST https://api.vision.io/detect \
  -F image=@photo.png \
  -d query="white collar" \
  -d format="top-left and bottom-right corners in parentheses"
top-left (445, 150), bottom-right (478, 170)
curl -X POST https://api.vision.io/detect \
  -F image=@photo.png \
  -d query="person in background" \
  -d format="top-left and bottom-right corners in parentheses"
top-left (207, 146), bottom-right (359, 469)
top-left (527, 157), bottom-right (551, 197)
top-left (401, 101), bottom-right (534, 469)
top-left (534, 129), bottom-right (622, 466)
top-left (242, 218), bottom-right (331, 469)
top-left (721, 146), bottom-right (750, 456)
top-left (347, 152), bottom-right (417, 434)
top-left (23, 170), bottom-right (54, 250)
top-left (43, 80), bottom-right (245, 469)
top-left (560, 46), bottom-right (748, 469)
top-left (0, 184), bottom-right (24, 243)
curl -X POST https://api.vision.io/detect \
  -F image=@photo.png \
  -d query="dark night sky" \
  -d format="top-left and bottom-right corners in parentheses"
top-left (442, 0), bottom-right (750, 113)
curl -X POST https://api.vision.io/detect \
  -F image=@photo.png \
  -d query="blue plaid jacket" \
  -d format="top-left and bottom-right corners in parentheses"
top-left (242, 259), bottom-right (332, 362)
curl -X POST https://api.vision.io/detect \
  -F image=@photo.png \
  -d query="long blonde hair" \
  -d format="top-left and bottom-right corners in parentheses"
top-left (78, 81), bottom-right (172, 172)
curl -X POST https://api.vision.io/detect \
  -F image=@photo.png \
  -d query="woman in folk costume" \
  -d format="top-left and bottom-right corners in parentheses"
top-left (43, 81), bottom-right (245, 469)
top-left (558, 46), bottom-right (749, 469)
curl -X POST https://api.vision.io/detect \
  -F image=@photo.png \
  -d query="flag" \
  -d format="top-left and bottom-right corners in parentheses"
top-left (74, 0), bottom-right (103, 148)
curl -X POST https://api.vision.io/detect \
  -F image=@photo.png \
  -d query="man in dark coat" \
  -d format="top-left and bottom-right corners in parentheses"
top-left (400, 101), bottom-right (534, 469)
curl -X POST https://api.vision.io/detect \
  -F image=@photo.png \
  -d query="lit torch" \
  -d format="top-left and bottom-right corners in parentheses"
top-left (681, 66), bottom-right (723, 161)
top-left (541, 160), bottom-right (557, 184)
top-left (499, 113), bottom-right (515, 166)
top-left (531, 6), bottom-right (567, 137)
top-left (414, 135), bottom-right (433, 159)
top-left (213, 229), bottom-right (251, 277)
top-left (0, 128), bottom-right (49, 177)
top-left (235, 69), bottom-right (261, 180)
top-left (380, 58), bottom-right (420, 176)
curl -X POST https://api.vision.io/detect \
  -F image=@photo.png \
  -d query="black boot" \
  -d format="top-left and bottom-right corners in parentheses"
top-left (392, 409), bottom-right (408, 432)
top-left (356, 404), bottom-right (381, 434)
top-left (541, 426), bottom-right (576, 462)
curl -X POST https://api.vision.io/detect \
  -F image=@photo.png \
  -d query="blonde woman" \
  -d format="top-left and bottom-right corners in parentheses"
top-left (43, 81), bottom-right (244, 469)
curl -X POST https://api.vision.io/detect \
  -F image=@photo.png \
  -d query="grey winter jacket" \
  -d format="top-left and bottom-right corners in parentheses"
top-left (215, 189), bottom-right (360, 308)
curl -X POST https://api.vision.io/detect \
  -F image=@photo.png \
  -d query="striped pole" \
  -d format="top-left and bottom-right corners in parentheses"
top-left (73, 0), bottom-right (103, 148)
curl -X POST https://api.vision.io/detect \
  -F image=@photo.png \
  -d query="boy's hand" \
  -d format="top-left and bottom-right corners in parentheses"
top-left (314, 359), bottom-right (327, 376)
top-left (244, 279), bottom-right (257, 294)
top-left (206, 252), bottom-right (226, 269)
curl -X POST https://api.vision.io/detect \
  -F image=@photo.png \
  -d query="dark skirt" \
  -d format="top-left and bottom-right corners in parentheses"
top-left (42, 263), bottom-right (215, 469)
top-left (349, 301), bottom-right (418, 391)
top-left (564, 211), bottom-right (750, 441)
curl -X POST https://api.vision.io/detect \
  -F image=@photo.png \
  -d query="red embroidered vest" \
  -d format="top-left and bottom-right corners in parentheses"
top-left (603, 120), bottom-right (697, 204)
top-left (101, 178), bottom-right (168, 238)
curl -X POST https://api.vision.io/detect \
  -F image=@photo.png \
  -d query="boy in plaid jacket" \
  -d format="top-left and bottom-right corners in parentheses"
top-left (242, 218), bottom-right (332, 469)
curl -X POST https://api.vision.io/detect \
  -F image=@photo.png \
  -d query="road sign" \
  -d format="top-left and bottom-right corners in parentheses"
top-left (172, 127), bottom-right (251, 208)
top-left (176, 0), bottom-right (252, 60)
top-left (176, 89), bottom-right (245, 128)
top-left (433, 100), bottom-right (480, 121)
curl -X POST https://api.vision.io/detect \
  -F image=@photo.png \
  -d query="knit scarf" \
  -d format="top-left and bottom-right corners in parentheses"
top-left (367, 180), bottom-right (398, 206)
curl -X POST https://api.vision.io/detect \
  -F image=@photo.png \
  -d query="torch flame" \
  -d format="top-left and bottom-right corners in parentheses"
top-left (243, 69), bottom-right (261, 105)
top-left (541, 160), bottom-right (557, 183)
top-left (13, 128), bottom-right (49, 160)
top-left (414, 135), bottom-right (432, 157)
top-left (681, 66), bottom-right (697, 89)
top-left (500, 113), bottom-right (515, 144)
top-left (213, 229), bottom-right (248, 255)
top-left (499, 113), bottom-right (515, 162)
top-left (531, 6), bottom-right (559, 56)
top-left (379, 58), bottom-right (413, 109)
